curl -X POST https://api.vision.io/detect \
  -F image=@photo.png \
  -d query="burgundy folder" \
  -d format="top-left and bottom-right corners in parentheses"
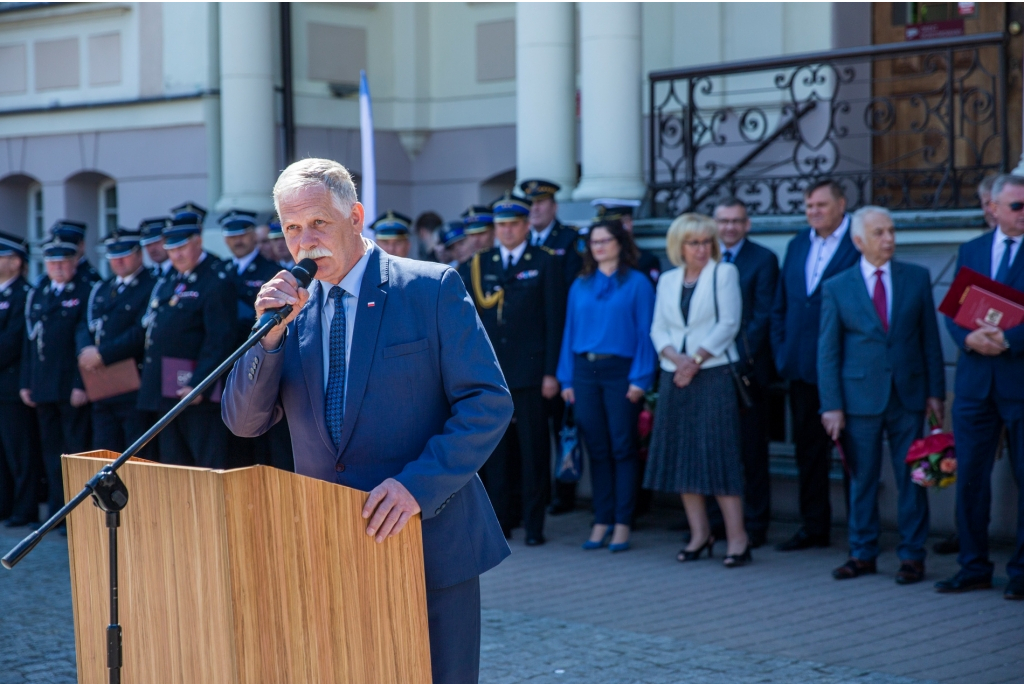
top-left (80, 359), bottom-right (141, 402)
top-left (161, 357), bottom-right (222, 403)
top-left (939, 266), bottom-right (1024, 330)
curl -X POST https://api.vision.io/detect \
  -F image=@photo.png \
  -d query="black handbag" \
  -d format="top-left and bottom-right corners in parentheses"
top-left (712, 262), bottom-right (755, 409)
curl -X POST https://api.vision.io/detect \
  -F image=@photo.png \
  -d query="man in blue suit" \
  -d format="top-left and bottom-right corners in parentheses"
top-left (936, 174), bottom-right (1024, 600)
top-left (221, 158), bottom-right (514, 680)
top-left (714, 197), bottom-right (779, 546)
top-left (771, 179), bottom-right (861, 551)
top-left (818, 206), bottom-right (944, 584)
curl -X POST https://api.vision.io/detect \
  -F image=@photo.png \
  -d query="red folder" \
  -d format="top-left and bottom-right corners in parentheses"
top-left (80, 358), bottom-right (141, 402)
top-left (161, 357), bottom-right (222, 403)
top-left (939, 267), bottom-right (1024, 330)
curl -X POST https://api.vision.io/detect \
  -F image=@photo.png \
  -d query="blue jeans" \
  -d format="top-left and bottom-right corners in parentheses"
top-left (844, 392), bottom-right (928, 562)
top-left (573, 355), bottom-right (639, 526)
top-left (952, 394), bottom-right (1024, 580)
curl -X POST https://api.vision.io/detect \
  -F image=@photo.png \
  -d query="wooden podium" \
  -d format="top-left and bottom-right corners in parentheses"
top-left (62, 452), bottom-right (432, 683)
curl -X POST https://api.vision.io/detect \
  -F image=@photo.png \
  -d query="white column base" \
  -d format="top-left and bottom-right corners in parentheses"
top-left (572, 176), bottom-right (647, 203)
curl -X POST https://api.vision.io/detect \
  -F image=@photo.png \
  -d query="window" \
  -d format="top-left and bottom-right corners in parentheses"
top-left (101, 182), bottom-right (117, 237)
top-left (28, 184), bottom-right (44, 280)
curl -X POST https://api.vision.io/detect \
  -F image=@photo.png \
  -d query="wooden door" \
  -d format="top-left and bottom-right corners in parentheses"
top-left (871, 3), bottom-right (1022, 208)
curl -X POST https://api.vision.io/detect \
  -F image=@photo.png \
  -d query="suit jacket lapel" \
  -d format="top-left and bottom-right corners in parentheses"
top-left (790, 231), bottom-right (812, 299)
top-left (814, 225), bottom-right (856, 296)
top-left (297, 282), bottom-right (334, 454)
top-left (887, 261), bottom-right (907, 338)
top-left (336, 248), bottom-right (388, 456)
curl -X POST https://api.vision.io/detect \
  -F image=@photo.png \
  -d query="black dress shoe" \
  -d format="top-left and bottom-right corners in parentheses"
top-left (895, 560), bottom-right (925, 585)
top-left (1005, 576), bottom-right (1024, 600)
top-left (932, 533), bottom-right (960, 555)
top-left (832, 558), bottom-right (877, 580)
top-left (525, 535), bottom-right (545, 546)
top-left (935, 571), bottom-right (992, 593)
top-left (547, 501), bottom-right (574, 515)
top-left (775, 530), bottom-right (829, 552)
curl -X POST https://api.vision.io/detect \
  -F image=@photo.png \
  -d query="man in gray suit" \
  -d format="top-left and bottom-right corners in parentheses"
top-left (221, 158), bottom-right (513, 683)
top-left (818, 206), bottom-right (945, 585)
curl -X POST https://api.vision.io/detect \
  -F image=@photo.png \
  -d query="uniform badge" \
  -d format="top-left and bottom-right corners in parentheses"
top-left (492, 254), bottom-right (500, 262)
top-left (66, 282), bottom-right (75, 292)
top-left (61, 298), bottom-right (81, 308)
top-left (188, 274), bottom-right (197, 284)
top-left (516, 270), bottom-right (540, 280)
top-left (524, 253), bottom-right (532, 261)
top-left (2, 288), bottom-right (10, 296)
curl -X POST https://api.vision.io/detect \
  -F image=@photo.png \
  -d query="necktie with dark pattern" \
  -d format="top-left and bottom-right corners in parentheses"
top-left (325, 286), bottom-right (347, 449)
top-left (996, 237), bottom-right (1015, 284)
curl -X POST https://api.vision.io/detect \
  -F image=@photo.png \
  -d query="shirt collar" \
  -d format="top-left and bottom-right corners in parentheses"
top-left (232, 247), bottom-right (260, 274)
top-left (317, 237), bottom-right (374, 305)
top-left (0, 276), bottom-right (17, 292)
top-left (720, 238), bottom-right (745, 258)
top-left (531, 220), bottom-right (556, 244)
top-left (996, 226), bottom-right (1020, 244)
top-left (176, 252), bottom-right (207, 278)
top-left (116, 266), bottom-right (145, 287)
top-left (811, 214), bottom-right (850, 244)
top-left (499, 240), bottom-right (528, 265)
top-left (859, 255), bottom-right (891, 279)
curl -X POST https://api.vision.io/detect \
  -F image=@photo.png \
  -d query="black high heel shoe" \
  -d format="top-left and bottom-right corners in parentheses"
top-left (677, 536), bottom-right (715, 562)
top-left (723, 545), bottom-right (752, 568)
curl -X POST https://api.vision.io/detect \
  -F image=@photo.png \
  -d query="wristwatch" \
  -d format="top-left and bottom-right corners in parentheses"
top-left (692, 353), bottom-right (705, 366)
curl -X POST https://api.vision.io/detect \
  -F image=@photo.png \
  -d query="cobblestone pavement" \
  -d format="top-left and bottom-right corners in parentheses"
top-left (2, 509), bottom-right (1021, 684)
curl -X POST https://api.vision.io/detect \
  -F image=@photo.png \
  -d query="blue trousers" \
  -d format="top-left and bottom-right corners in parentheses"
top-left (427, 576), bottom-right (481, 684)
top-left (573, 355), bottom-right (638, 526)
top-left (952, 394), bottom-right (1024, 580)
top-left (844, 393), bottom-right (928, 562)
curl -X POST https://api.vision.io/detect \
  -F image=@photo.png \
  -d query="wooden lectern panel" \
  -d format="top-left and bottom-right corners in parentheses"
top-left (64, 453), bottom-right (432, 683)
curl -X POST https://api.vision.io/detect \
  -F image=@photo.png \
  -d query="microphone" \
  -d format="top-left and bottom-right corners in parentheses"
top-left (252, 258), bottom-right (319, 331)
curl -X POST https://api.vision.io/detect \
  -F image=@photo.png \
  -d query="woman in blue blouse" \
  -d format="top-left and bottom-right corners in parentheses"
top-left (558, 219), bottom-right (658, 552)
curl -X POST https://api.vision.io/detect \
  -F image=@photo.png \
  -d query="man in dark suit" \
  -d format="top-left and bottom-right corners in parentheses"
top-left (715, 197), bottom-right (780, 547)
top-left (459, 193), bottom-right (565, 545)
top-left (771, 179), bottom-right (860, 551)
top-left (137, 206), bottom-right (236, 468)
top-left (818, 206), bottom-right (944, 584)
top-left (76, 229), bottom-right (156, 456)
top-left (936, 174), bottom-right (1024, 600)
top-left (0, 233), bottom-right (40, 527)
top-left (20, 238), bottom-right (93, 524)
top-left (222, 158), bottom-right (513, 683)
top-left (139, 217), bottom-right (173, 279)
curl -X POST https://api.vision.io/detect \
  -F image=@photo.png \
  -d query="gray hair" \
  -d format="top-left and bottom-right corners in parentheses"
top-left (850, 205), bottom-right (893, 242)
top-left (978, 174), bottom-right (997, 197)
top-left (991, 174), bottom-right (1024, 201)
top-left (273, 158), bottom-right (358, 218)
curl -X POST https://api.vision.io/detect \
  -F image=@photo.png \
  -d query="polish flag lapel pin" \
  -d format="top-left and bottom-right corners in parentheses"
top-left (367, 302), bottom-right (376, 308)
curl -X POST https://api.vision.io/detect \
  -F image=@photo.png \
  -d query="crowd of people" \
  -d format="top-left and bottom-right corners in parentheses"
top-left (0, 171), bottom-right (1021, 599)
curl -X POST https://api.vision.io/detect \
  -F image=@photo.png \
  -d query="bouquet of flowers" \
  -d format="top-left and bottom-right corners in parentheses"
top-left (905, 417), bottom-right (956, 489)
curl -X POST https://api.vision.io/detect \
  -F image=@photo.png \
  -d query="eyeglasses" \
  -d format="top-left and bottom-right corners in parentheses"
top-left (715, 218), bottom-right (747, 226)
top-left (1007, 201), bottom-right (1024, 212)
top-left (683, 239), bottom-right (714, 248)
top-left (589, 237), bottom-right (617, 247)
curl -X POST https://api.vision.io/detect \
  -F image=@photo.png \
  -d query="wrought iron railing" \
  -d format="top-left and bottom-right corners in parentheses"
top-left (648, 33), bottom-right (1012, 217)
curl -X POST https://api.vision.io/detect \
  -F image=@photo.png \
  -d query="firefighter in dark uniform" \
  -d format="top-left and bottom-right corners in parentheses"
top-left (51, 220), bottom-right (102, 286)
top-left (442, 221), bottom-right (475, 268)
top-left (0, 232), bottom-right (41, 527)
top-left (267, 220), bottom-right (294, 269)
top-left (139, 216), bottom-right (173, 279)
top-left (458, 193), bottom-right (565, 545)
top-left (138, 205), bottom-right (237, 468)
top-left (462, 205), bottom-right (497, 257)
top-left (217, 209), bottom-right (293, 471)
top-left (75, 229), bottom-right (156, 457)
top-left (372, 211), bottom-right (413, 258)
top-left (20, 237), bottom-right (93, 523)
top-left (520, 179), bottom-right (582, 515)
top-left (591, 198), bottom-right (662, 285)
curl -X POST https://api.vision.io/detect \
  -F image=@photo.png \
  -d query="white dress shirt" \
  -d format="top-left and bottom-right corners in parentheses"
top-left (990, 226), bottom-right (1022, 279)
top-left (805, 215), bottom-right (850, 295)
top-left (499, 241), bottom-right (528, 269)
top-left (232, 247), bottom-right (260, 275)
top-left (530, 220), bottom-right (555, 247)
top-left (115, 266), bottom-right (145, 291)
top-left (158, 260), bottom-right (173, 275)
top-left (318, 238), bottom-right (373, 396)
top-left (719, 238), bottom-right (745, 263)
top-left (0, 276), bottom-right (17, 292)
top-left (859, 256), bottom-right (892, 325)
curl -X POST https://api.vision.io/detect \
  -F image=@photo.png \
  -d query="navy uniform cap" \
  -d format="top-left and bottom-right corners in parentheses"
top-left (519, 179), bottom-right (560, 201)
top-left (42, 239), bottom-right (79, 261)
top-left (371, 210), bottom-right (412, 239)
top-left (103, 228), bottom-right (143, 259)
top-left (218, 209), bottom-right (258, 236)
top-left (267, 220), bottom-right (284, 240)
top-left (50, 220), bottom-right (87, 245)
top-left (138, 217), bottom-right (171, 245)
top-left (591, 198), bottom-right (641, 221)
top-left (169, 201), bottom-right (207, 222)
top-left (0, 230), bottom-right (28, 261)
top-left (461, 205), bottom-right (494, 234)
top-left (163, 211), bottom-right (203, 248)
top-left (442, 222), bottom-right (467, 247)
top-left (491, 192), bottom-right (532, 221)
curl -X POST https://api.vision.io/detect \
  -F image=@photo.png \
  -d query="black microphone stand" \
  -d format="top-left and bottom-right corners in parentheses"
top-left (2, 309), bottom-right (293, 684)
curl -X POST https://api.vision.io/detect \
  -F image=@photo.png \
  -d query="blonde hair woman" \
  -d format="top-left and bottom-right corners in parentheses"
top-left (645, 213), bottom-right (751, 567)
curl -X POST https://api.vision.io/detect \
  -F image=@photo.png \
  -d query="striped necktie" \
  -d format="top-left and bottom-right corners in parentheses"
top-left (325, 286), bottom-right (347, 448)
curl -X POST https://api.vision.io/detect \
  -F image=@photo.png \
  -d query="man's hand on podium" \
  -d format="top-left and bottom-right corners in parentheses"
top-left (363, 478), bottom-right (422, 543)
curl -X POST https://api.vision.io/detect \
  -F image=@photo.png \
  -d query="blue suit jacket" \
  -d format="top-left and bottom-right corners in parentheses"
top-left (731, 239), bottom-right (779, 385)
top-left (945, 230), bottom-right (1024, 402)
top-left (222, 246), bottom-right (513, 590)
top-left (818, 261), bottom-right (945, 416)
top-left (770, 222), bottom-right (860, 384)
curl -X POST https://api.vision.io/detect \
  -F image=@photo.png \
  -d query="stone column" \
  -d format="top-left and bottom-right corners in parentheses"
top-left (516, 2), bottom-right (576, 200)
top-left (217, 2), bottom-right (276, 212)
top-left (572, 2), bottom-right (645, 201)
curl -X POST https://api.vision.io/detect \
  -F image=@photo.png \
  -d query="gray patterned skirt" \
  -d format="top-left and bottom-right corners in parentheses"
top-left (643, 365), bottom-right (744, 496)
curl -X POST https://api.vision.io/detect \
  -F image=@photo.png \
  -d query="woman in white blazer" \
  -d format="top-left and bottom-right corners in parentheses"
top-left (644, 213), bottom-right (751, 567)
